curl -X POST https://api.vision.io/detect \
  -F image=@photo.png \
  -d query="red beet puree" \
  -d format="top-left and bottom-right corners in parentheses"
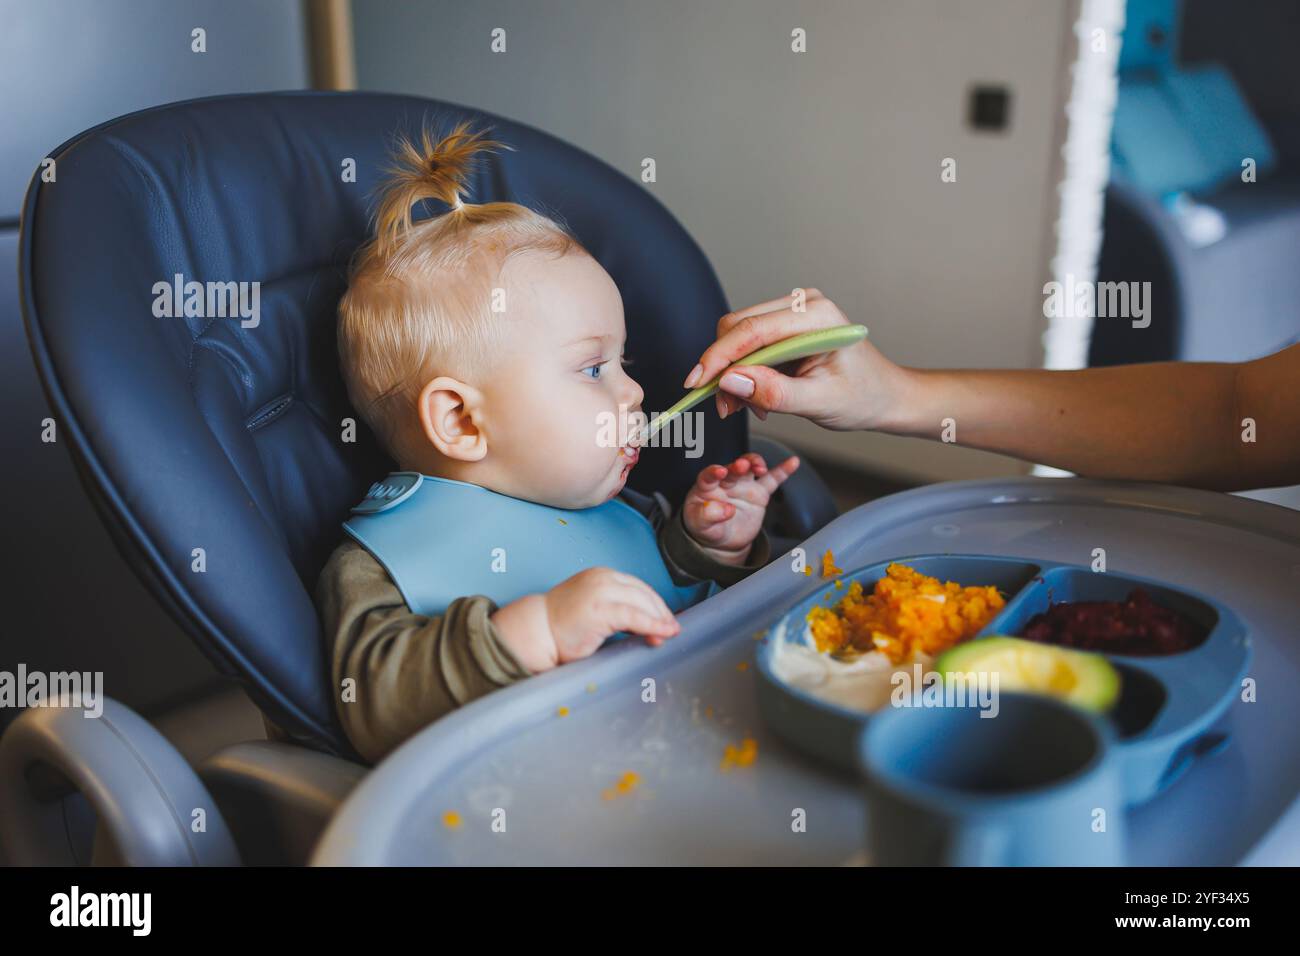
top-left (1022, 588), bottom-right (1203, 656)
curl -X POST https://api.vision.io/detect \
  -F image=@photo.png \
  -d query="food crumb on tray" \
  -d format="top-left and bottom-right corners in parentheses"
top-left (602, 771), bottom-right (641, 801)
top-left (821, 549), bottom-right (844, 579)
top-left (720, 737), bottom-right (758, 772)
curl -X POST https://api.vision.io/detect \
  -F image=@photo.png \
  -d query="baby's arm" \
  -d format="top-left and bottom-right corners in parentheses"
top-left (657, 504), bottom-right (773, 586)
top-left (491, 567), bottom-right (681, 666)
top-left (619, 483), bottom-right (774, 587)
top-left (317, 540), bottom-right (533, 763)
top-left (318, 541), bottom-right (681, 761)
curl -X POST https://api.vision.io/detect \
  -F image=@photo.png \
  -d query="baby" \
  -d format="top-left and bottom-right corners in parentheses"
top-left (316, 123), bottom-right (799, 763)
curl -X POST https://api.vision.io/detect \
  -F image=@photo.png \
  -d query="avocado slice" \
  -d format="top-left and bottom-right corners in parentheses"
top-left (935, 636), bottom-right (1121, 713)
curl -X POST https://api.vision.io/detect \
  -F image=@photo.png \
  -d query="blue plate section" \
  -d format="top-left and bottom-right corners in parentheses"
top-left (992, 565), bottom-right (1251, 804)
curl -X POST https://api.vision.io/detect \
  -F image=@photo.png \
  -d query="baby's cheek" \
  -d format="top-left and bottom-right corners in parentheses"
top-left (553, 417), bottom-right (616, 492)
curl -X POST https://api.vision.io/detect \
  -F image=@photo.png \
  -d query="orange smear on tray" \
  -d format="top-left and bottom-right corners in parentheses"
top-left (602, 771), bottom-right (641, 800)
top-left (806, 562), bottom-right (1004, 664)
top-left (720, 738), bottom-right (758, 772)
top-left (820, 549), bottom-right (843, 578)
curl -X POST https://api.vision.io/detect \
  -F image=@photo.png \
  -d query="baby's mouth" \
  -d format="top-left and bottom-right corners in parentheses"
top-left (617, 412), bottom-right (644, 469)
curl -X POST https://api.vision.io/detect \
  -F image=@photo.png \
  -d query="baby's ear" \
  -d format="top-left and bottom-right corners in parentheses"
top-left (417, 376), bottom-right (487, 461)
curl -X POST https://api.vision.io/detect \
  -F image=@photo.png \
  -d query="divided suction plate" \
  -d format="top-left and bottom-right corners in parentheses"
top-left (754, 554), bottom-right (1251, 806)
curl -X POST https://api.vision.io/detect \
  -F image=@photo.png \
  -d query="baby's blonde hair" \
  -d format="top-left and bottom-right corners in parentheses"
top-left (338, 120), bottom-right (583, 462)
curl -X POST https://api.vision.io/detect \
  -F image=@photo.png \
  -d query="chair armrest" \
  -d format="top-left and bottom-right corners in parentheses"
top-left (749, 435), bottom-right (839, 541)
top-left (0, 696), bottom-right (240, 865)
top-left (199, 740), bottom-right (367, 865)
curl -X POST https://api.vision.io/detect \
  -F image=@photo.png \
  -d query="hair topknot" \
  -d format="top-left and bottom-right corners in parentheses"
top-left (338, 119), bottom-right (583, 464)
top-left (371, 119), bottom-right (513, 262)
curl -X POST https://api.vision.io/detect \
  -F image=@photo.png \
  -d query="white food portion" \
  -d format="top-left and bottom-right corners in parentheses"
top-left (768, 616), bottom-right (934, 713)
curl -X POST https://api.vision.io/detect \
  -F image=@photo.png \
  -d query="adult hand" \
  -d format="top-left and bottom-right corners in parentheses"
top-left (683, 289), bottom-right (912, 432)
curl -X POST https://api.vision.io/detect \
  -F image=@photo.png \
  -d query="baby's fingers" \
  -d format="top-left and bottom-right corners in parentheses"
top-left (692, 463), bottom-right (730, 494)
top-left (605, 597), bottom-right (680, 646)
top-left (606, 571), bottom-right (677, 622)
top-left (720, 453), bottom-right (768, 487)
top-left (620, 604), bottom-right (680, 637)
top-left (688, 497), bottom-right (737, 526)
top-left (757, 455), bottom-right (801, 494)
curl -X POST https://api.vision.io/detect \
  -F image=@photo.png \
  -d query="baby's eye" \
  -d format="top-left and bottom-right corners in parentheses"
top-left (582, 362), bottom-right (605, 380)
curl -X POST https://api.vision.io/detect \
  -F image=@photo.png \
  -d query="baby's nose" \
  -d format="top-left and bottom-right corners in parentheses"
top-left (622, 373), bottom-right (645, 408)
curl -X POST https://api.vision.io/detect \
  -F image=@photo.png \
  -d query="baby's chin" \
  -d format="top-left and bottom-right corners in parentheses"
top-left (525, 476), bottom-right (625, 510)
top-left (496, 452), bottom-right (634, 510)
top-left (572, 456), bottom-right (636, 508)
top-left (603, 468), bottom-right (631, 503)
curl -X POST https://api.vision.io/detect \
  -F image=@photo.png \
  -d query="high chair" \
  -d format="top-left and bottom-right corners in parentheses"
top-left (1, 92), bottom-right (837, 865)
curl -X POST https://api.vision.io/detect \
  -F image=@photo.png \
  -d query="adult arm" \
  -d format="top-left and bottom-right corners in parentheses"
top-left (689, 290), bottom-right (1300, 492)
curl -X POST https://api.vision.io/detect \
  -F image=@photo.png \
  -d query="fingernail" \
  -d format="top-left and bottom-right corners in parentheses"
top-left (684, 364), bottom-right (703, 388)
top-left (720, 372), bottom-right (754, 398)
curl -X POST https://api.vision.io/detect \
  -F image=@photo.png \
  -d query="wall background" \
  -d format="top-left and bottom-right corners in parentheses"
top-left (352, 0), bottom-right (1075, 484)
top-left (0, 0), bottom-right (309, 218)
top-left (0, 0), bottom-right (310, 731)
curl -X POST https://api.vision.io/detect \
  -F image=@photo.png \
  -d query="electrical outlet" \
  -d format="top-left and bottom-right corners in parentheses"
top-left (969, 85), bottom-right (1012, 132)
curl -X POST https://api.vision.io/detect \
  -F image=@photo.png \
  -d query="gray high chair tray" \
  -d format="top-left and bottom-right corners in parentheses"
top-left (312, 477), bottom-right (1300, 866)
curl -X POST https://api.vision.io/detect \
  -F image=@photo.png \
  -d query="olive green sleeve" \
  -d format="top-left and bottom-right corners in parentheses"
top-left (315, 539), bottom-right (532, 765)
top-left (657, 508), bottom-right (774, 587)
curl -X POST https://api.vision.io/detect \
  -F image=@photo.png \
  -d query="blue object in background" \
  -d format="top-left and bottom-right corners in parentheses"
top-left (1111, 77), bottom-right (1220, 195)
top-left (1118, 0), bottom-right (1181, 76)
top-left (1093, 0), bottom-right (1300, 399)
top-left (1166, 64), bottom-right (1278, 181)
top-left (1112, 72), bottom-right (1275, 198)
top-left (1112, 65), bottom-right (1277, 197)
top-left (1112, 0), bottom-right (1277, 197)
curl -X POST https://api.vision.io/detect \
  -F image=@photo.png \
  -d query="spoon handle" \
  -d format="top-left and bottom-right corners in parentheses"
top-left (645, 324), bottom-right (869, 438)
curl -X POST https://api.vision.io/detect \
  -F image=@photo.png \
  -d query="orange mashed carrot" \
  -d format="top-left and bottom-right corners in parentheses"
top-left (807, 562), bottom-right (1004, 664)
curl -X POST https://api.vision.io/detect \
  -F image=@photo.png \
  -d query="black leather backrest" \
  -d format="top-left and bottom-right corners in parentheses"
top-left (21, 92), bottom-right (743, 753)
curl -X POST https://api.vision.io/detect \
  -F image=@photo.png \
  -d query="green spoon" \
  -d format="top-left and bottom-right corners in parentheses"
top-left (641, 323), bottom-right (868, 440)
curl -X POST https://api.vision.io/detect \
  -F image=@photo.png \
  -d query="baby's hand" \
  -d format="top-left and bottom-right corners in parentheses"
top-left (491, 567), bottom-right (681, 672)
top-left (682, 453), bottom-right (800, 564)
